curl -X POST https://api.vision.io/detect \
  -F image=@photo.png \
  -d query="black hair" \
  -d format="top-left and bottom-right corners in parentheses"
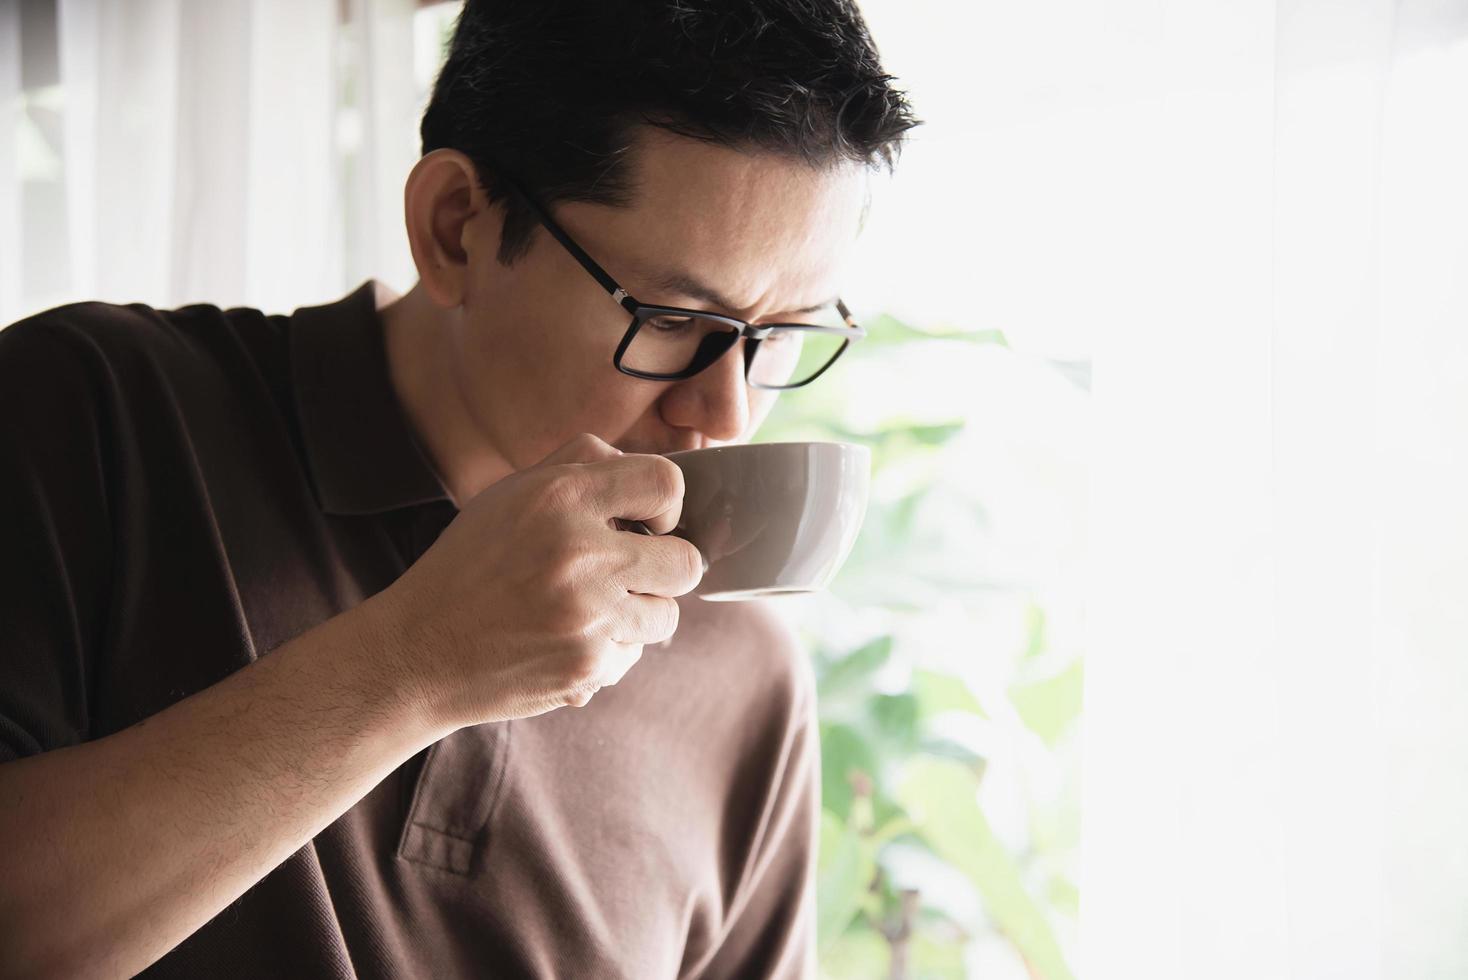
top-left (420, 0), bottom-right (919, 264)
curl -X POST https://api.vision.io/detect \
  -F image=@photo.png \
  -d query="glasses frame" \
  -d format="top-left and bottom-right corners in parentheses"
top-left (500, 173), bottom-right (865, 390)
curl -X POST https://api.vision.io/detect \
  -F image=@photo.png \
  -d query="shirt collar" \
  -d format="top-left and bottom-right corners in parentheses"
top-left (289, 280), bottom-right (453, 516)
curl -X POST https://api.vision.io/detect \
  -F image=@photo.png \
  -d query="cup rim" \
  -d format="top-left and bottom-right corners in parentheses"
top-left (663, 440), bottom-right (869, 461)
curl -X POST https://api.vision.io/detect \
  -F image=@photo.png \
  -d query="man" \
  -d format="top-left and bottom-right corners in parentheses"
top-left (0, 1), bottom-right (915, 976)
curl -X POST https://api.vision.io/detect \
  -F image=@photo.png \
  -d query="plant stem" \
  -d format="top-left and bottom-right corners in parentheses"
top-left (886, 888), bottom-right (921, 980)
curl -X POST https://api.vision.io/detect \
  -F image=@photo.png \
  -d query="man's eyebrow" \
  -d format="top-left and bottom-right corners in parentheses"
top-left (644, 269), bottom-right (837, 317)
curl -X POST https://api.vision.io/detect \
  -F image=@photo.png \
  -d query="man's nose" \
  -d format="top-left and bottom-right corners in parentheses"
top-left (660, 340), bottom-right (751, 444)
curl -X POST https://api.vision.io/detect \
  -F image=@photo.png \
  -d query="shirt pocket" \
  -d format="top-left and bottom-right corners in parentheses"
top-left (396, 721), bottom-right (513, 875)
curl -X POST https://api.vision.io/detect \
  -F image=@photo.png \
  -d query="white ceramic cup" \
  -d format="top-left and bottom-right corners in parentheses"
top-left (658, 441), bottom-right (871, 601)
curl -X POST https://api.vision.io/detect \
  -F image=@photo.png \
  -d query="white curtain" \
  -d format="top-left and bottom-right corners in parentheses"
top-left (1085, 1), bottom-right (1468, 978)
top-left (0, 0), bottom-right (426, 327)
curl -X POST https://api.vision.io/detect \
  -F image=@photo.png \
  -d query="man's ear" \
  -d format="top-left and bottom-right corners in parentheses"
top-left (402, 148), bottom-right (504, 309)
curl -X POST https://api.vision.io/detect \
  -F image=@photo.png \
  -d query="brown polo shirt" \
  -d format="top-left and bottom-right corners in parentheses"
top-left (0, 282), bottom-right (818, 978)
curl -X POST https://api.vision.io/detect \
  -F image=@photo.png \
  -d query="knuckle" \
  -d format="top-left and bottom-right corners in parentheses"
top-left (649, 456), bottom-right (685, 505)
top-left (539, 468), bottom-right (588, 512)
top-left (572, 432), bottom-right (613, 457)
top-left (549, 532), bottom-right (594, 580)
top-left (540, 579), bottom-right (598, 636)
top-left (541, 598), bottom-right (581, 638)
top-left (568, 650), bottom-right (603, 686)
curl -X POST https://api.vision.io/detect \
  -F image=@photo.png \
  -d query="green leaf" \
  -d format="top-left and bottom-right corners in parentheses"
top-left (819, 922), bottom-right (890, 980)
top-left (1008, 659), bottom-right (1084, 747)
top-left (819, 722), bottom-right (879, 820)
top-left (859, 885), bottom-right (885, 920)
top-left (1022, 602), bottom-right (1048, 659)
top-left (817, 636), bottom-right (893, 699)
top-left (868, 788), bottom-right (909, 834)
top-left (903, 421), bottom-right (967, 446)
top-left (870, 693), bottom-right (921, 752)
top-left (854, 314), bottom-right (1010, 350)
top-left (917, 737), bottom-right (987, 771)
top-left (888, 491), bottom-right (927, 537)
top-left (817, 810), bottom-right (876, 952)
top-left (914, 669), bottom-right (989, 720)
top-left (912, 931), bottom-right (969, 979)
top-left (822, 420), bottom-right (966, 453)
top-left (1046, 875), bottom-right (1080, 919)
top-left (870, 813), bottom-right (918, 848)
top-left (900, 759), bottom-right (1075, 980)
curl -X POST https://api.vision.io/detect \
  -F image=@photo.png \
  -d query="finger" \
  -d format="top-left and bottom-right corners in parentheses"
top-left (611, 594), bottom-right (681, 646)
top-left (535, 432), bottom-right (621, 468)
top-left (619, 534), bottom-right (705, 598)
top-left (581, 454), bottom-right (685, 534)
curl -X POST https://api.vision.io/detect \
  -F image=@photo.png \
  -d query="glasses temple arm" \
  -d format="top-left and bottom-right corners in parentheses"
top-left (499, 173), bottom-right (638, 313)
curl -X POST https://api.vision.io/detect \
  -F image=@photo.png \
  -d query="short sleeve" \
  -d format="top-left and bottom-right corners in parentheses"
top-left (0, 314), bottom-right (115, 762)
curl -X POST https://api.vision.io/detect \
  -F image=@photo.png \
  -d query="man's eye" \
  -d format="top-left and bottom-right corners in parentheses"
top-left (647, 316), bottom-right (696, 332)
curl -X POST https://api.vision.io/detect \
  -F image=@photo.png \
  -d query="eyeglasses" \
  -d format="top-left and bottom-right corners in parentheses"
top-left (500, 174), bottom-right (865, 390)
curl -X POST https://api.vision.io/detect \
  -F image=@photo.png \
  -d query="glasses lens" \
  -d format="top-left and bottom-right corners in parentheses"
top-left (747, 309), bottom-right (853, 388)
top-left (622, 313), bottom-right (740, 378)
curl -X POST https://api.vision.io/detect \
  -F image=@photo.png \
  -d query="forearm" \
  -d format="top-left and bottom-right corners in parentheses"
top-left (0, 597), bottom-right (445, 980)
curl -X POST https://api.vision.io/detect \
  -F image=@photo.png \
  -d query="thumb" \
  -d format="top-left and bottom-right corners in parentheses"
top-left (534, 432), bottom-right (623, 468)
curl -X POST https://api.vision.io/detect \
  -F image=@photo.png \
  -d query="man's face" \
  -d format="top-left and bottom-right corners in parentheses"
top-left (449, 129), bottom-right (867, 470)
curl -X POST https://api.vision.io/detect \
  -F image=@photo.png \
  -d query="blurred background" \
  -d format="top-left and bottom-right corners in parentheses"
top-left (3, 1), bottom-right (1467, 978)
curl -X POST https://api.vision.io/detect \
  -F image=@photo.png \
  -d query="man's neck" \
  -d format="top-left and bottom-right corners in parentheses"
top-left (378, 280), bottom-right (516, 508)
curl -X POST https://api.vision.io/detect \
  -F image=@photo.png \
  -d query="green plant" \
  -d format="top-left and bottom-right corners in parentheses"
top-left (758, 316), bottom-right (1082, 979)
